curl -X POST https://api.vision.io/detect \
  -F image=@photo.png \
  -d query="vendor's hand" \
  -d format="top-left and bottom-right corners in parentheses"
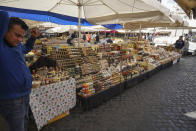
top-left (31, 28), bottom-right (40, 38)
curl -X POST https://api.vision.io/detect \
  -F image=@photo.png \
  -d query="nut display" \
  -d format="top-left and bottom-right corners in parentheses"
top-left (29, 39), bottom-right (181, 98)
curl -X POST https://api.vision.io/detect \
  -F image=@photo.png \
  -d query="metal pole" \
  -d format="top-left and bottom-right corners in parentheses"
top-left (78, 0), bottom-right (82, 47)
top-left (139, 24), bottom-right (142, 40)
top-left (123, 23), bottom-right (126, 39)
top-left (182, 28), bottom-right (184, 36)
top-left (125, 30), bottom-right (126, 39)
top-left (153, 27), bottom-right (156, 42)
top-left (175, 28), bottom-right (177, 37)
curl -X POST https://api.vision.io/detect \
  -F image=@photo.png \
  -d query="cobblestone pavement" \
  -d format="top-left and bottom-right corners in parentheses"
top-left (1, 56), bottom-right (196, 131)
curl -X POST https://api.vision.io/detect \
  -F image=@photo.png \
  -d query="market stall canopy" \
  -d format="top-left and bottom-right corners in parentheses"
top-left (132, 28), bottom-right (155, 33)
top-left (84, 0), bottom-right (173, 25)
top-left (45, 26), bottom-right (75, 33)
top-left (26, 21), bottom-right (63, 28)
top-left (0, 0), bottom-right (172, 25)
top-left (0, 6), bottom-right (91, 26)
top-left (123, 14), bottom-right (189, 30)
top-left (100, 30), bottom-right (118, 33)
top-left (159, 26), bottom-right (196, 30)
top-left (123, 7), bottom-right (190, 30)
top-left (124, 22), bottom-right (177, 30)
top-left (103, 24), bottom-right (123, 30)
top-left (23, 19), bottom-right (116, 30)
top-left (23, 20), bottom-right (78, 28)
top-left (116, 29), bottom-right (131, 33)
top-left (89, 25), bottom-right (108, 31)
top-left (22, 19), bottom-right (108, 32)
top-left (45, 25), bottom-right (103, 33)
top-left (174, 0), bottom-right (196, 19)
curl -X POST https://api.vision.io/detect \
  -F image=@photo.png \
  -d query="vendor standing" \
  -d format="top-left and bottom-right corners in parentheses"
top-left (175, 36), bottom-right (184, 54)
top-left (0, 11), bottom-right (40, 131)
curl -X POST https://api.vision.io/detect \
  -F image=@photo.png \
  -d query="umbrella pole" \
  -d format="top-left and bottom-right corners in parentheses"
top-left (123, 23), bottom-right (126, 39)
top-left (153, 27), bottom-right (156, 42)
top-left (182, 28), bottom-right (184, 36)
top-left (139, 24), bottom-right (142, 40)
top-left (175, 28), bottom-right (177, 37)
top-left (78, 0), bottom-right (82, 47)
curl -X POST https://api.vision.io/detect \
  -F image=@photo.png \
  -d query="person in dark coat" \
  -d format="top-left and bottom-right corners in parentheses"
top-left (95, 33), bottom-right (100, 44)
top-left (175, 36), bottom-right (184, 53)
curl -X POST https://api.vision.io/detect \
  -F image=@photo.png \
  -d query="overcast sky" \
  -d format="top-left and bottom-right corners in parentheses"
top-left (161, 0), bottom-right (185, 14)
top-left (162, 0), bottom-right (176, 9)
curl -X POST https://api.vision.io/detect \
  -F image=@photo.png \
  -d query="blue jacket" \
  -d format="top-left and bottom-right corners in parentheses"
top-left (0, 11), bottom-right (36, 100)
top-left (175, 40), bottom-right (184, 49)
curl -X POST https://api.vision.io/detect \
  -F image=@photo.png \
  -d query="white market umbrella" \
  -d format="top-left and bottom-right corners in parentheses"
top-left (116, 29), bottom-right (127, 33)
top-left (88, 25), bottom-right (108, 31)
top-left (0, 0), bottom-right (174, 45)
top-left (45, 25), bottom-right (99, 33)
top-left (35, 22), bottom-right (62, 28)
top-left (0, 0), bottom-right (173, 24)
top-left (45, 26), bottom-right (72, 33)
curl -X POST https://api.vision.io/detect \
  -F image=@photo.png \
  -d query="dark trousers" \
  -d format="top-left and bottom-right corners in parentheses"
top-left (0, 95), bottom-right (30, 131)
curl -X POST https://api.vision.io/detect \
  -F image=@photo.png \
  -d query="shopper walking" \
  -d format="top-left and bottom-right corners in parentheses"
top-left (175, 36), bottom-right (184, 54)
top-left (95, 33), bottom-right (100, 44)
top-left (0, 11), bottom-right (40, 131)
top-left (183, 34), bottom-right (189, 56)
top-left (86, 32), bottom-right (91, 43)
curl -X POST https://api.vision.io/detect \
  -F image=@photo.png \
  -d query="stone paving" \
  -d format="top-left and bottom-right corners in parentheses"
top-left (1, 56), bottom-right (196, 131)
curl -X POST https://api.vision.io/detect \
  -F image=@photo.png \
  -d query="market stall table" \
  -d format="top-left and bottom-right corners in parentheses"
top-left (77, 82), bottom-right (124, 110)
top-left (30, 78), bottom-right (76, 130)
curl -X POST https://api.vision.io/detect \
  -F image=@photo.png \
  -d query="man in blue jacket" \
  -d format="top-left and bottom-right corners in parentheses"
top-left (175, 36), bottom-right (184, 54)
top-left (0, 11), bottom-right (40, 131)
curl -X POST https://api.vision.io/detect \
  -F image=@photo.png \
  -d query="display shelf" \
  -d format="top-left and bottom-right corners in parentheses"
top-left (124, 70), bottom-right (149, 89)
top-left (161, 61), bottom-right (173, 69)
top-left (77, 82), bottom-right (124, 110)
top-left (29, 39), bottom-right (182, 113)
top-left (77, 59), bottom-right (175, 110)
